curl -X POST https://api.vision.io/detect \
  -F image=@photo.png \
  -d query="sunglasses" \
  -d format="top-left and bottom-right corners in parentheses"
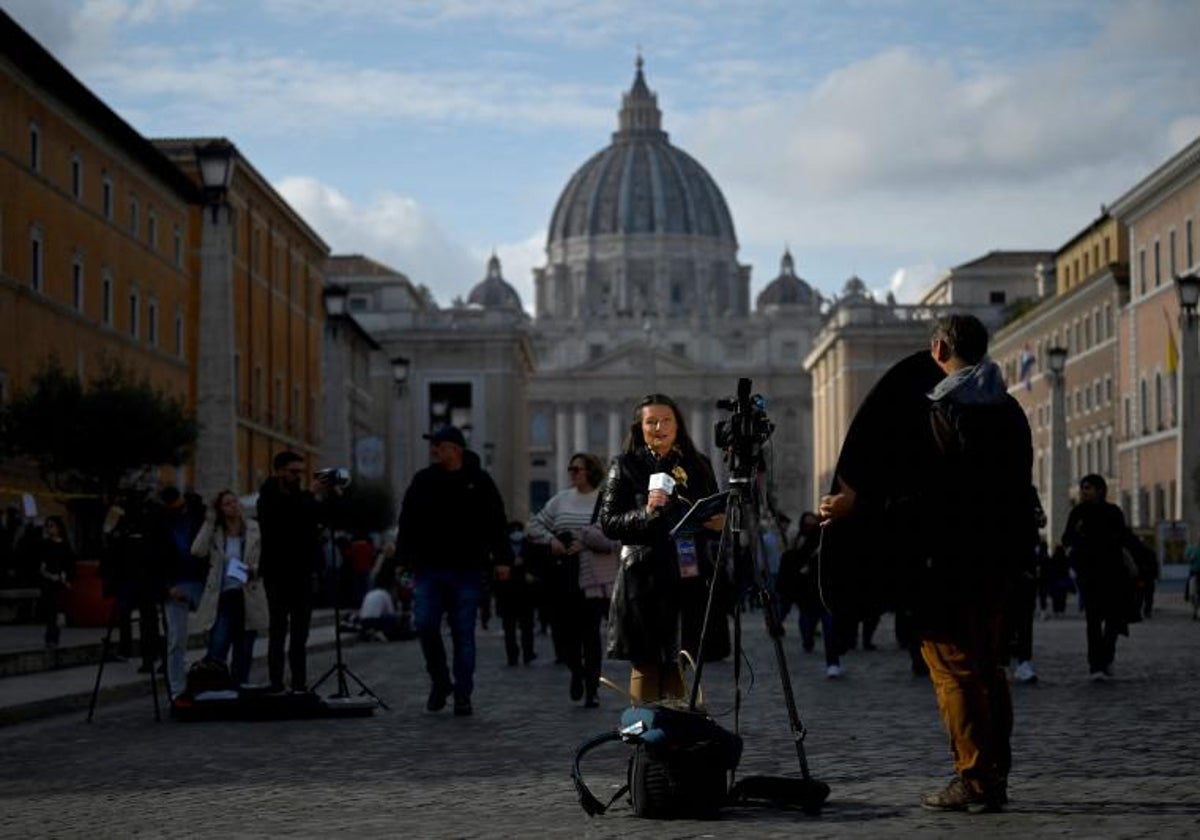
top-left (567, 466), bottom-right (583, 474)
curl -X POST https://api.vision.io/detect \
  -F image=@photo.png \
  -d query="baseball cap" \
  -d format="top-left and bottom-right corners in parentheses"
top-left (423, 425), bottom-right (466, 448)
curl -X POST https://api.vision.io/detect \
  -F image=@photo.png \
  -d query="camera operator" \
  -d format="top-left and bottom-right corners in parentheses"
top-left (101, 490), bottom-right (169, 672)
top-left (599, 394), bottom-right (723, 705)
top-left (258, 450), bottom-right (342, 694)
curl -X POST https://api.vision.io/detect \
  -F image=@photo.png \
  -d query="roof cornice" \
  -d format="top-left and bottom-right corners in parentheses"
top-left (1109, 136), bottom-right (1200, 223)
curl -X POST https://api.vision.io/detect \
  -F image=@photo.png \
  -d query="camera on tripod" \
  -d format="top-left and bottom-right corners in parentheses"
top-left (314, 467), bottom-right (352, 489)
top-left (714, 378), bottom-right (774, 480)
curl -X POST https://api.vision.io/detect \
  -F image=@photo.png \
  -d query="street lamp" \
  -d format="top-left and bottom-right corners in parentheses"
top-left (391, 356), bottom-right (410, 395)
top-left (323, 284), bottom-right (348, 318)
top-left (1046, 344), bottom-right (1069, 548)
top-left (195, 139), bottom-right (234, 222)
top-left (1174, 271), bottom-right (1200, 543)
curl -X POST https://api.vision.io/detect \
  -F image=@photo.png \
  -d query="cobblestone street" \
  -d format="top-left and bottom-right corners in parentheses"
top-left (2, 598), bottom-right (1198, 839)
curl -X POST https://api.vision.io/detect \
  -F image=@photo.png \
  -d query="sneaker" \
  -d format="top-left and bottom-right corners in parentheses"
top-left (825, 664), bottom-right (844, 679)
top-left (921, 777), bottom-right (1002, 813)
top-left (453, 697), bottom-right (473, 717)
top-left (1013, 661), bottom-right (1038, 684)
top-left (1089, 670), bottom-right (1108, 682)
top-left (569, 671), bottom-right (584, 701)
top-left (426, 682), bottom-right (454, 712)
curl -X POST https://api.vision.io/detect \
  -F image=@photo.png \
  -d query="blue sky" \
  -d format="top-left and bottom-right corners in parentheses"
top-left (7, 0), bottom-right (1200, 309)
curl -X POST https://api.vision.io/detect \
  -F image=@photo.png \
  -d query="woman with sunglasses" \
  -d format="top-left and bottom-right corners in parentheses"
top-left (527, 452), bottom-right (607, 705)
top-left (599, 394), bottom-right (724, 704)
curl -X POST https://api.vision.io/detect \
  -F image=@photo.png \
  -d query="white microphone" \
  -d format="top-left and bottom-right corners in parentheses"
top-left (648, 472), bottom-right (676, 495)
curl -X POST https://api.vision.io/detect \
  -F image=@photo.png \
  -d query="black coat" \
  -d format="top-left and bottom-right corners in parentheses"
top-left (396, 450), bottom-right (513, 572)
top-left (1062, 501), bottom-right (1140, 622)
top-left (257, 478), bottom-right (324, 582)
top-left (599, 446), bottom-right (719, 664)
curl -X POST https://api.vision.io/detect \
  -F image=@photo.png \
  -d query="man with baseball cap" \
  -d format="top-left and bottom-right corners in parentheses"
top-left (396, 425), bottom-right (513, 716)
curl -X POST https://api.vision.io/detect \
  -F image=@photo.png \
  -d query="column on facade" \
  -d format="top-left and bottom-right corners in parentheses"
top-left (555, 406), bottom-right (570, 493)
top-left (195, 203), bottom-right (238, 500)
top-left (573, 403), bottom-right (588, 457)
top-left (607, 405), bottom-right (623, 460)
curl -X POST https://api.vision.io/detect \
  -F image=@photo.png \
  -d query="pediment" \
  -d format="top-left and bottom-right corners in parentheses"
top-left (572, 340), bottom-right (700, 376)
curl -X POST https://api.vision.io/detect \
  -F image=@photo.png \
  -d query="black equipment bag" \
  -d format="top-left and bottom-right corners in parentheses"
top-left (573, 704), bottom-right (742, 820)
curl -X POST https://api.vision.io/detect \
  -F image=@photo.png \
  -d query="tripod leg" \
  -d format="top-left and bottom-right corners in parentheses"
top-left (341, 666), bottom-right (390, 710)
top-left (86, 600), bottom-right (120, 723)
top-left (159, 599), bottom-right (174, 706)
top-left (147, 600), bottom-right (161, 722)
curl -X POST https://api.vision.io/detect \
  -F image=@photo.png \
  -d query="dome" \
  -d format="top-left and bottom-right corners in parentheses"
top-left (756, 249), bottom-right (814, 308)
top-left (467, 254), bottom-right (523, 310)
top-left (547, 57), bottom-right (737, 246)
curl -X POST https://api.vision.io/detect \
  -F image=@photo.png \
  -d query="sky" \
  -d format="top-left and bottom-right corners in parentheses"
top-left (6, 0), bottom-right (1200, 310)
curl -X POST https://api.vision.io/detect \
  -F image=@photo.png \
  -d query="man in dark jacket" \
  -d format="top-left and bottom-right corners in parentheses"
top-left (1062, 473), bottom-right (1143, 679)
top-left (258, 451), bottom-right (326, 693)
top-left (397, 426), bottom-right (513, 717)
top-left (918, 314), bottom-right (1032, 813)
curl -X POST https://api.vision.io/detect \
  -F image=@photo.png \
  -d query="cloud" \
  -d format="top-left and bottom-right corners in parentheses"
top-left (275, 176), bottom-right (482, 302)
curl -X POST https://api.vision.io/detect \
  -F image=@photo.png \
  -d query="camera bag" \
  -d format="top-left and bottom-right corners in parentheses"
top-left (572, 704), bottom-right (742, 820)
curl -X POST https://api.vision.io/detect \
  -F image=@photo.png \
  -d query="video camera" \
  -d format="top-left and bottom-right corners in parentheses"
top-left (714, 377), bottom-right (774, 481)
top-left (314, 467), bottom-right (352, 490)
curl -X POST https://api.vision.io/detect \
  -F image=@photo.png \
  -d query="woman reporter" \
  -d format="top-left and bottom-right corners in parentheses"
top-left (599, 394), bottom-right (724, 704)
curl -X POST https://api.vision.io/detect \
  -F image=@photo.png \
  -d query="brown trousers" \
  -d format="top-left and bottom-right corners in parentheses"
top-left (920, 605), bottom-right (1012, 792)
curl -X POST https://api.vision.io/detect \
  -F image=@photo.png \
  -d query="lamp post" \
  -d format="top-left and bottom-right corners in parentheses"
top-left (321, 284), bottom-right (352, 474)
top-left (391, 356), bottom-right (410, 395)
top-left (1174, 272), bottom-right (1200, 541)
top-left (194, 139), bottom-right (237, 500)
top-left (1046, 344), bottom-right (1069, 547)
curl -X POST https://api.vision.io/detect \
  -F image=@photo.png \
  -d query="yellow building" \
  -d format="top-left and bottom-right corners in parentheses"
top-left (0, 11), bottom-right (196, 503)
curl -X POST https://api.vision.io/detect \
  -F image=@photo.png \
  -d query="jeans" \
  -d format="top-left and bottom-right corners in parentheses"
top-left (207, 588), bottom-right (256, 685)
top-left (164, 581), bottom-right (204, 695)
top-left (414, 569), bottom-right (483, 701)
top-left (799, 608), bottom-right (839, 667)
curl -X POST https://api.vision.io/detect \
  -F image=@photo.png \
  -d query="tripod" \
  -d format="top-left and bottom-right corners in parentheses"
top-left (685, 458), bottom-right (830, 813)
top-left (310, 530), bottom-right (388, 710)
top-left (87, 590), bottom-right (172, 722)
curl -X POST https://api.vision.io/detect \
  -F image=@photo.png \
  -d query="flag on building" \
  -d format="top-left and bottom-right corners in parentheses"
top-left (1165, 307), bottom-right (1179, 375)
top-left (1019, 345), bottom-right (1036, 390)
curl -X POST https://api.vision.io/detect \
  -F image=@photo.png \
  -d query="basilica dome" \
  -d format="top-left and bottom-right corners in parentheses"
top-left (467, 254), bottom-right (523, 310)
top-left (756, 249), bottom-right (815, 308)
top-left (547, 58), bottom-right (736, 247)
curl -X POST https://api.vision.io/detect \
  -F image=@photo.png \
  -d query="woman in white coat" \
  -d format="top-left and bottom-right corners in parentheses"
top-left (192, 491), bottom-right (268, 685)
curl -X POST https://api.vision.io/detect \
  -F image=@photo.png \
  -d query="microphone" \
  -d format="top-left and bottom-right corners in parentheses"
top-left (648, 473), bottom-right (676, 495)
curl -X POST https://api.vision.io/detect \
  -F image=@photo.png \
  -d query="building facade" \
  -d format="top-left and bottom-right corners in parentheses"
top-left (0, 12), bottom-right (196, 502)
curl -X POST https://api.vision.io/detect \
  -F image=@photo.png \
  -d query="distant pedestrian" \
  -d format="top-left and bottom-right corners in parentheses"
top-left (778, 511), bottom-right (843, 677)
top-left (1061, 474), bottom-right (1146, 680)
top-left (1005, 487), bottom-right (1046, 685)
top-left (496, 521), bottom-right (537, 666)
top-left (397, 426), bottom-right (514, 717)
top-left (192, 491), bottom-right (267, 686)
top-left (35, 516), bottom-right (76, 647)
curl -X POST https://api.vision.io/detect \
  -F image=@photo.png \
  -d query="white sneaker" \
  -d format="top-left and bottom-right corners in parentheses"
top-left (825, 664), bottom-right (844, 679)
top-left (1089, 670), bottom-right (1107, 682)
top-left (1014, 661), bottom-right (1037, 683)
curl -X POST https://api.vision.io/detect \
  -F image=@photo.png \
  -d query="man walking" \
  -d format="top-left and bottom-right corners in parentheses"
top-left (397, 426), bottom-right (513, 717)
top-left (258, 451), bottom-right (325, 693)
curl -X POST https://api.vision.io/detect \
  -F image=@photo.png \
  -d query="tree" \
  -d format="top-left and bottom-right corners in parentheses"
top-left (1, 357), bottom-right (197, 502)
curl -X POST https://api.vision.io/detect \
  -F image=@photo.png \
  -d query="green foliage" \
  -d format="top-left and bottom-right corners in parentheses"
top-left (1, 356), bottom-right (197, 500)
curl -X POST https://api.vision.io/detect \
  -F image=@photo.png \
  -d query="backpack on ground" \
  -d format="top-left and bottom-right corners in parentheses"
top-left (572, 704), bottom-right (742, 820)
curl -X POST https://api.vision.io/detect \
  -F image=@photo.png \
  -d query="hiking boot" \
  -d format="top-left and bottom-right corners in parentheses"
top-left (921, 777), bottom-right (1003, 813)
top-left (426, 682), bottom-right (454, 712)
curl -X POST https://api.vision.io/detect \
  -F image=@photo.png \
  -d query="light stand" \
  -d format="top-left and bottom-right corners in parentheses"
top-left (310, 525), bottom-right (388, 711)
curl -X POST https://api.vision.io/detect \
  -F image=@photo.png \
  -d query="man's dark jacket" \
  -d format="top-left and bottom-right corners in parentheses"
top-left (257, 478), bottom-right (323, 582)
top-left (396, 450), bottom-right (513, 572)
top-left (923, 359), bottom-right (1033, 609)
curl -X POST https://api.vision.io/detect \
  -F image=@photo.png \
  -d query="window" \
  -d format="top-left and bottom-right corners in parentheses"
top-left (530, 411), bottom-right (550, 446)
top-left (173, 225), bottom-right (183, 268)
top-left (1154, 240), bottom-right (1161, 287)
top-left (348, 295), bottom-right (369, 312)
top-left (1188, 219), bottom-right (1195, 269)
top-left (1084, 315), bottom-right (1092, 349)
top-left (671, 343), bottom-right (687, 358)
top-left (102, 175), bottom-right (114, 220)
top-left (128, 289), bottom-right (140, 339)
top-left (102, 270), bottom-right (114, 325)
top-left (1169, 230), bottom-right (1177, 278)
top-left (147, 298), bottom-right (158, 347)
top-left (1140, 379), bottom-right (1149, 434)
top-left (1124, 396), bottom-right (1131, 438)
top-left (71, 153), bottom-right (83, 200)
top-left (174, 308), bottom-right (184, 357)
top-left (29, 122), bottom-right (40, 172)
top-left (1105, 376), bottom-right (1113, 403)
top-left (1155, 373), bottom-right (1164, 430)
top-left (1138, 249), bottom-right (1146, 295)
top-left (129, 197), bottom-right (139, 238)
top-left (148, 211), bottom-right (158, 252)
top-left (1104, 238), bottom-right (1111, 264)
top-left (1104, 303), bottom-right (1112, 339)
top-left (989, 290), bottom-right (1006, 305)
top-left (30, 228), bottom-right (44, 292)
top-left (72, 255), bottom-right (84, 311)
